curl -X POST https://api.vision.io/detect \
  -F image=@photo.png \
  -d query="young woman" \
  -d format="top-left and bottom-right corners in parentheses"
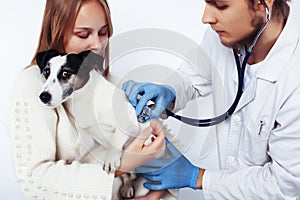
top-left (123, 0), bottom-right (300, 199)
top-left (7, 0), bottom-right (166, 199)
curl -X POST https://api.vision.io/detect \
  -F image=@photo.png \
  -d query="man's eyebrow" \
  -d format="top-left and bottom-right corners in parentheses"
top-left (205, 0), bottom-right (228, 3)
top-left (205, 0), bottom-right (216, 3)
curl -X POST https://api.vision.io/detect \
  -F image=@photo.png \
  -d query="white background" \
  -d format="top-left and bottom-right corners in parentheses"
top-left (0, 1), bottom-right (299, 199)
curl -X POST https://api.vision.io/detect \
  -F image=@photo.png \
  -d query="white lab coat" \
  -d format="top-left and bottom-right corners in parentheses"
top-left (166, 6), bottom-right (300, 200)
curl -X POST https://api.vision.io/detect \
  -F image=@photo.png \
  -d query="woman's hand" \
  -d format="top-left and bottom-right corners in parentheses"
top-left (132, 190), bottom-right (164, 200)
top-left (115, 122), bottom-right (165, 177)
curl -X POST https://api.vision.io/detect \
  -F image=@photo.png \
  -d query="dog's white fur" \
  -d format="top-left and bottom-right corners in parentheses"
top-left (71, 70), bottom-right (170, 199)
top-left (37, 51), bottom-right (178, 199)
top-left (72, 70), bottom-right (154, 172)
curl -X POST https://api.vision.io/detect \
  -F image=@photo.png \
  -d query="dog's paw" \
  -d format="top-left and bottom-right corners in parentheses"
top-left (103, 152), bottom-right (121, 173)
top-left (119, 182), bottom-right (135, 199)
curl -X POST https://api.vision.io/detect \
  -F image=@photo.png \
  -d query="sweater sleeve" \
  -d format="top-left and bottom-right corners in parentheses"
top-left (6, 67), bottom-right (114, 200)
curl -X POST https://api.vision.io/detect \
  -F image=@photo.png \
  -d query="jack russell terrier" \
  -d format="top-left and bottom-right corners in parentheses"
top-left (36, 49), bottom-right (178, 199)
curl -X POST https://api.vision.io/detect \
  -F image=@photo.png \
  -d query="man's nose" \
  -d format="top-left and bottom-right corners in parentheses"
top-left (202, 5), bottom-right (217, 25)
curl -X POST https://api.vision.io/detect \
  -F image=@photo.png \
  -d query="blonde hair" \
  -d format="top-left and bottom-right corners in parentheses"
top-left (29, 0), bottom-right (113, 76)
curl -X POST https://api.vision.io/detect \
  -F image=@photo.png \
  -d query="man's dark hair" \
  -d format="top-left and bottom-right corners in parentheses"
top-left (248, 0), bottom-right (290, 21)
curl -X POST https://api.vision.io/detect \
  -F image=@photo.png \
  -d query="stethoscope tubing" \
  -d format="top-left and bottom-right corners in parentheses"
top-left (164, 1), bottom-right (270, 127)
top-left (164, 51), bottom-right (251, 127)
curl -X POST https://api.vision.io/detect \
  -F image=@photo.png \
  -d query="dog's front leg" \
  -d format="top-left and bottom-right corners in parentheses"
top-left (103, 128), bottom-right (131, 173)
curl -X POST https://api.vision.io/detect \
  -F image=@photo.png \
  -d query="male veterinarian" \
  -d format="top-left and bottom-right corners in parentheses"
top-left (123, 0), bottom-right (300, 199)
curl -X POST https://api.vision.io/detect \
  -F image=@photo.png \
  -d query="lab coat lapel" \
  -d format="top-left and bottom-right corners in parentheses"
top-left (232, 11), bottom-right (299, 113)
top-left (234, 77), bottom-right (257, 113)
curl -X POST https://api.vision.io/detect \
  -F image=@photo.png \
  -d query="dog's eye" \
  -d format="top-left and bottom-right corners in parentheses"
top-left (62, 70), bottom-right (72, 80)
top-left (43, 68), bottom-right (50, 79)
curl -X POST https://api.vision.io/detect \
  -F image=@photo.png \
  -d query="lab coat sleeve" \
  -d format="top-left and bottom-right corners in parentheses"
top-left (163, 47), bottom-right (214, 112)
top-left (202, 88), bottom-right (300, 199)
top-left (6, 68), bottom-right (114, 200)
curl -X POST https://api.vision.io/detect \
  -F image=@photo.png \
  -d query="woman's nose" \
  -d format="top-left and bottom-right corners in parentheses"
top-left (90, 36), bottom-right (106, 55)
top-left (202, 5), bottom-right (217, 25)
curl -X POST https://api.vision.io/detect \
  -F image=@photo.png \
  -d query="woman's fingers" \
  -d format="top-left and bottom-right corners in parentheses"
top-left (119, 122), bottom-right (166, 173)
top-left (142, 122), bottom-right (165, 154)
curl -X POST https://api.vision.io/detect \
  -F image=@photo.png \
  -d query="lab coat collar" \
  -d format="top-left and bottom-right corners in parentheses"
top-left (257, 6), bottom-right (300, 83)
top-left (234, 6), bottom-right (299, 113)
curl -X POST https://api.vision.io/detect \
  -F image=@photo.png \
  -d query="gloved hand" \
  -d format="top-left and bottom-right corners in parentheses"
top-left (122, 80), bottom-right (176, 120)
top-left (135, 138), bottom-right (199, 190)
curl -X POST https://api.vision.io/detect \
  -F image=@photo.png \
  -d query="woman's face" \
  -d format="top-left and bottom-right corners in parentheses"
top-left (202, 0), bottom-right (264, 48)
top-left (64, 0), bottom-right (109, 55)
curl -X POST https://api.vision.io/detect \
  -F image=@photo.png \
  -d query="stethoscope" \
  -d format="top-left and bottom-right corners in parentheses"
top-left (141, 1), bottom-right (271, 127)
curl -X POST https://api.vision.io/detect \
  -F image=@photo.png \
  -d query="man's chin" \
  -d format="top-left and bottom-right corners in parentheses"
top-left (219, 38), bottom-right (241, 50)
top-left (220, 41), bottom-right (235, 49)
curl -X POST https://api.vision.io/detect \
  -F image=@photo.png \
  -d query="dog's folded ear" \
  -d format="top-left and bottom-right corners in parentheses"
top-left (36, 49), bottom-right (61, 71)
top-left (79, 50), bottom-right (105, 72)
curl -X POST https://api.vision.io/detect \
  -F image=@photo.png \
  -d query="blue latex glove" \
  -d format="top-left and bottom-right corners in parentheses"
top-left (135, 138), bottom-right (199, 190)
top-left (122, 80), bottom-right (176, 120)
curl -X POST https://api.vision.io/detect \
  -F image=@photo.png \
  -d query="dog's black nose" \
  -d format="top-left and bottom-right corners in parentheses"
top-left (39, 92), bottom-right (52, 104)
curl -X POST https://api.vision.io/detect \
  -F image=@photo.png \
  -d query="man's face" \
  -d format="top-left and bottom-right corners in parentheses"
top-left (202, 0), bottom-right (264, 48)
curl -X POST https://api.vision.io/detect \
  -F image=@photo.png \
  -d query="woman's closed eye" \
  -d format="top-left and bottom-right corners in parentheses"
top-left (73, 24), bottom-right (109, 39)
top-left (74, 31), bottom-right (90, 39)
top-left (98, 25), bottom-right (109, 36)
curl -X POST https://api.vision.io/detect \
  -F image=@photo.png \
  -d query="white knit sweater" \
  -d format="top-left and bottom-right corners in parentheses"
top-left (6, 66), bottom-right (115, 200)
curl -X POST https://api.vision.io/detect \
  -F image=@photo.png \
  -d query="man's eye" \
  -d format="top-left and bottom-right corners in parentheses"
top-left (215, 3), bottom-right (228, 10)
top-left (217, 5), bottom-right (228, 10)
top-left (43, 68), bottom-right (50, 79)
top-left (207, 1), bottom-right (228, 10)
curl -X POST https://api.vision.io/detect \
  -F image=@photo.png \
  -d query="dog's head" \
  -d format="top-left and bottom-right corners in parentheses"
top-left (36, 49), bottom-right (104, 108)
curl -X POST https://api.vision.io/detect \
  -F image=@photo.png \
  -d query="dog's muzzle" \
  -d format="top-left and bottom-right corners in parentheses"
top-left (39, 91), bottom-right (52, 104)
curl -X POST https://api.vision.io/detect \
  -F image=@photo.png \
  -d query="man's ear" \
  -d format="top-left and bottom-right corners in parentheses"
top-left (36, 49), bottom-right (61, 71)
top-left (257, 0), bottom-right (273, 12)
top-left (261, 0), bottom-right (274, 6)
